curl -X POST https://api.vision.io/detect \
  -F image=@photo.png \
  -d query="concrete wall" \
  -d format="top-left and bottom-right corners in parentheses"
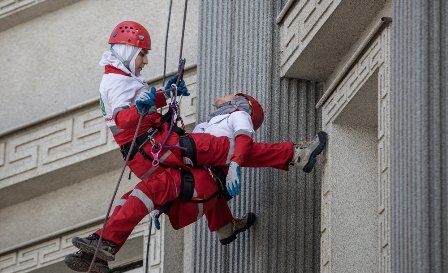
top-left (0, 69), bottom-right (199, 272)
top-left (194, 1), bottom-right (322, 272)
top-left (0, 0), bottom-right (198, 134)
top-left (0, 1), bottom-right (199, 271)
top-left (392, 1), bottom-right (448, 272)
top-left (322, 72), bottom-right (380, 273)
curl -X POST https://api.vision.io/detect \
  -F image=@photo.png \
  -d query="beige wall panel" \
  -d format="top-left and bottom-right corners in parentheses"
top-left (0, 168), bottom-right (139, 251)
top-left (0, 0), bottom-right (198, 133)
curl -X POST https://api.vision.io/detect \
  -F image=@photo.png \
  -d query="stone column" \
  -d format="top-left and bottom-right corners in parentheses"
top-left (193, 1), bottom-right (322, 273)
top-left (392, 1), bottom-right (448, 272)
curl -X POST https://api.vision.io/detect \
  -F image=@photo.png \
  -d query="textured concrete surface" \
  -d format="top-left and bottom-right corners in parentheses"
top-left (392, 0), bottom-right (448, 272)
top-left (29, 236), bottom-right (143, 273)
top-left (183, 225), bottom-right (193, 273)
top-left (322, 70), bottom-right (379, 273)
top-left (330, 126), bottom-right (378, 272)
top-left (0, 0), bottom-right (198, 133)
top-left (278, 0), bottom-right (387, 80)
top-left (163, 218), bottom-right (184, 273)
top-left (0, 0), bottom-right (198, 271)
top-left (0, 67), bottom-right (197, 209)
top-left (194, 1), bottom-right (322, 272)
top-left (0, 168), bottom-right (139, 250)
top-left (323, 1), bottom-right (392, 93)
top-left (0, 0), bottom-right (81, 32)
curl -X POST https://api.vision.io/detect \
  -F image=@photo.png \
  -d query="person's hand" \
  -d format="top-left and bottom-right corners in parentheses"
top-left (164, 75), bottom-right (190, 97)
top-left (176, 79), bottom-right (190, 96)
top-left (226, 161), bottom-right (241, 197)
top-left (136, 87), bottom-right (156, 114)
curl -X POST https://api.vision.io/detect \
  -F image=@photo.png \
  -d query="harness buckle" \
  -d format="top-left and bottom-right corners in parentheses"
top-left (151, 143), bottom-right (162, 166)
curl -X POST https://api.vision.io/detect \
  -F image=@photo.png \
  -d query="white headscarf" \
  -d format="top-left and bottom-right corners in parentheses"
top-left (99, 44), bottom-right (145, 83)
top-left (206, 96), bottom-right (252, 122)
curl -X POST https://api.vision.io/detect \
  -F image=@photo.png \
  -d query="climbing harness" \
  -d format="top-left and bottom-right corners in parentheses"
top-left (87, 1), bottom-right (189, 272)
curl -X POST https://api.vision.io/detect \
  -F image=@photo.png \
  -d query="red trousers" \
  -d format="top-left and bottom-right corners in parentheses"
top-left (191, 133), bottom-right (295, 170)
top-left (97, 168), bottom-right (234, 251)
top-left (99, 133), bottom-right (294, 252)
top-left (128, 133), bottom-right (295, 179)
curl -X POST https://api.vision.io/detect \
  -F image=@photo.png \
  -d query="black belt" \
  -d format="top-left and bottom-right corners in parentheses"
top-left (120, 131), bottom-right (156, 161)
top-left (179, 169), bottom-right (223, 203)
top-left (208, 167), bottom-right (232, 201)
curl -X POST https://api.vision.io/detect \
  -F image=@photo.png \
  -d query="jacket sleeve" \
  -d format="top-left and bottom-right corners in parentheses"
top-left (114, 90), bottom-right (167, 129)
top-left (227, 111), bottom-right (255, 165)
top-left (114, 105), bottom-right (141, 129)
top-left (230, 134), bottom-right (253, 165)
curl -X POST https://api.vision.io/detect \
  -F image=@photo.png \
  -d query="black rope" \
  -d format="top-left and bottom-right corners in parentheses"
top-left (87, 113), bottom-right (146, 273)
top-left (86, 0), bottom-right (189, 271)
top-left (176, 0), bottom-right (189, 87)
top-left (144, 218), bottom-right (153, 273)
top-left (145, 0), bottom-right (189, 272)
top-left (162, 0), bottom-right (173, 87)
top-left (178, 0), bottom-right (188, 64)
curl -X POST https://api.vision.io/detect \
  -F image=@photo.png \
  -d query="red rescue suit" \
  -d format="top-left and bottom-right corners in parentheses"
top-left (103, 64), bottom-right (294, 173)
top-left (97, 66), bottom-right (295, 251)
top-left (97, 167), bottom-right (233, 252)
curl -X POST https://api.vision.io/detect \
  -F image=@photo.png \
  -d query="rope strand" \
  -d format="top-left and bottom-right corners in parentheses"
top-left (87, 113), bottom-right (146, 273)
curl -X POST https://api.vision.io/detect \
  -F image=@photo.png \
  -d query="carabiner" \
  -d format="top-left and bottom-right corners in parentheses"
top-left (170, 83), bottom-right (178, 102)
top-left (151, 143), bottom-right (162, 166)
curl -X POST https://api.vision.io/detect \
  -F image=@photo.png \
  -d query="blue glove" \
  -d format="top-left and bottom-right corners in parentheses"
top-left (176, 79), bottom-right (190, 96)
top-left (136, 87), bottom-right (156, 114)
top-left (226, 161), bottom-right (241, 197)
top-left (164, 76), bottom-right (190, 97)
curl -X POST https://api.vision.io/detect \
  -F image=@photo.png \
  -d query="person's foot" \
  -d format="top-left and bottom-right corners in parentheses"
top-left (64, 251), bottom-right (109, 273)
top-left (72, 233), bottom-right (116, 261)
top-left (293, 131), bottom-right (327, 173)
top-left (217, 213), bottom-right (256, 245)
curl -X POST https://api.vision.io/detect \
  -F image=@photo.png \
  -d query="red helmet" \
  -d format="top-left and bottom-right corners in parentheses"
top-left (109, 21), bottom-right (151, 50)
top-left (235, 93), bottom-right (264, 130)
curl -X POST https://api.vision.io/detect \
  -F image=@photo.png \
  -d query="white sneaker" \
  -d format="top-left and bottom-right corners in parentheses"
top-left (293, 131), bottom-right (327, 173)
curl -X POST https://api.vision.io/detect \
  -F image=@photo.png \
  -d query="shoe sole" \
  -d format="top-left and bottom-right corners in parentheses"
top-left (303, 131), bottom-right (327, 173)
top-left (64, 255), bottom-right (109, 273)
top-left (220, 213), bottom-right (257, 245)
top-left (72, 238), bottom-right (115, 262)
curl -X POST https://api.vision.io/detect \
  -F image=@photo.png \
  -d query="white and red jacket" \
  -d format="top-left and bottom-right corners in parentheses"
top-left (95, 62), bottom-right (295, 250)
top-left (99, 63), bottom-right (260, 171)
top-left (99, 54), bottom-right (294, 173)
top-left (193, 111), bottom-right (259, 166)
top-left (99, 65), bottom-right (167, 145)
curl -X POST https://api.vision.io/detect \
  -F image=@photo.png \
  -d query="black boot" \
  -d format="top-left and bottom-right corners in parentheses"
top-left (217, 213), bottom-right (257, 245)
top-left (72, 233), bottom-right (116, 261)
top-left (64, 251), bottom-right (109, 273)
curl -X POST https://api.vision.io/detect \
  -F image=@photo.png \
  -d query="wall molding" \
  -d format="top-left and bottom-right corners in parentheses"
top-left (0, 69), bottom-right (197, 195)
top-left (321, 25), bottom-right (391, 273)
top-left (0, 0), bottom-right (82, 32)
top-left (279, 0), bottom-right (340, 76)
top-left (0, 217), bottom-right (163, 273)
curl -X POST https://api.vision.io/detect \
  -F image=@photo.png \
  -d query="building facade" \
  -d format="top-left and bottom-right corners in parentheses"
top-left (0, 0), bottom-right (198, 272)
top-left (194, 1), bottom-right (447, 273)
top-left (1, 0), bottom-right (447, 273)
